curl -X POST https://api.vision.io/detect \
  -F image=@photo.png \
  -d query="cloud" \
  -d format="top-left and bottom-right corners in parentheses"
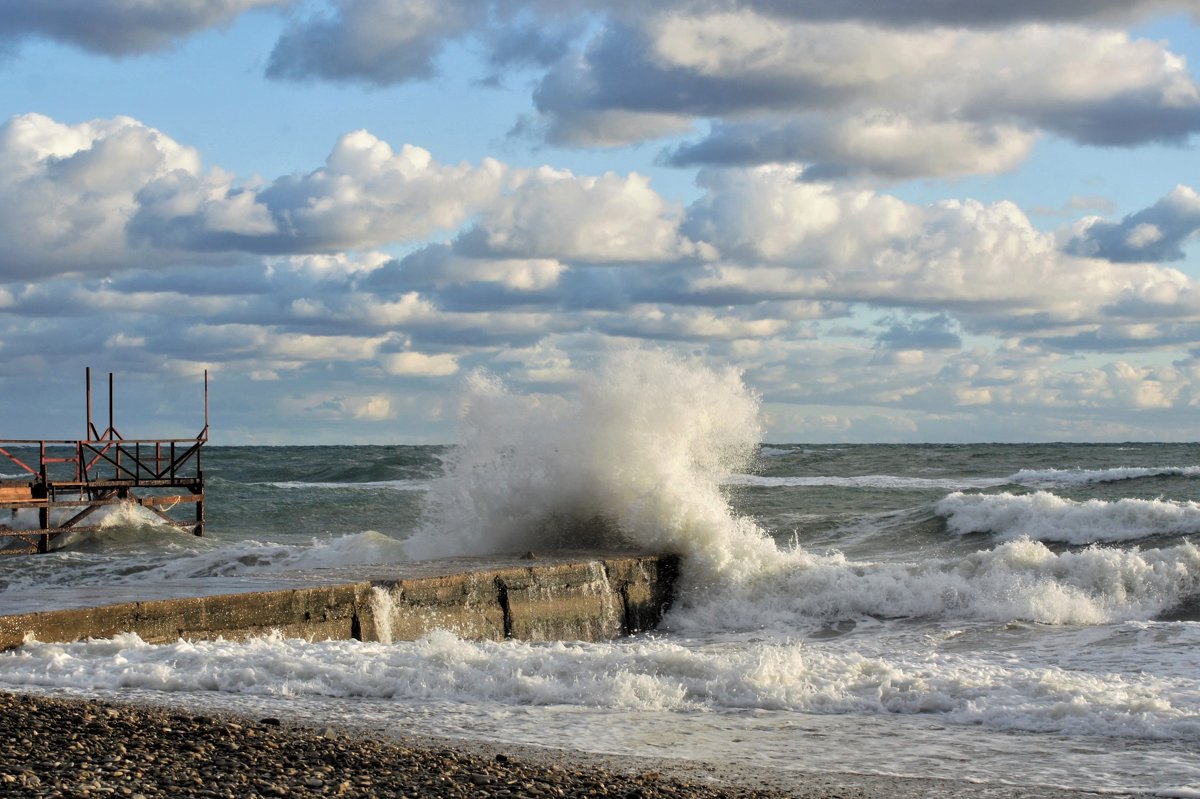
top-left (530, 13), bottom-right (1200, 178)
top-left (0, 113), bottom-right (205, 280)
top-left (0, 114), bottom-right (511, 279)
top-left (265, 0), bottom-right (588, 86)
top-left (744, 0), bottom-right (1200, 27)
top-left (266, 0), bottom-right (478, 85)
top-left (1064, 185), bottom-right (1200, 262)
top-left (667, 116), bottom-right (1036, 181)
top-left (875, 314), bottom-right (962, 351)
top-left (677, 166), bottom-right (1200, 339)
top-left (132, 129), bottom-right (507, 254)
top-left (0, 0), bottom-right (286, 56)
top-left (454, 167), bottom-right (709, 263)
top-left (381, 351), bottom-right (460, 376)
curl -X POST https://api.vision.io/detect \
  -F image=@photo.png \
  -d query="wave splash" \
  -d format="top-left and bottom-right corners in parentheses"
top-left (404, 349), bottom-right (777, 579)
top-left (400, 350), bottom-right (1200, 625)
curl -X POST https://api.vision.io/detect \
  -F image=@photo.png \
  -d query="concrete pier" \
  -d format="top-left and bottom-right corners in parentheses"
top-left (0, 554), bottom-right (680, 649)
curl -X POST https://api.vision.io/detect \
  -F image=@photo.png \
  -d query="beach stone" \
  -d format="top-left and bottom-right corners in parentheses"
top-left (0, 689), bottom-right (996, 799)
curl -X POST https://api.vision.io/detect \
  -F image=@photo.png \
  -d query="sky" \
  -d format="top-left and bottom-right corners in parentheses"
top-left (1, 1), bottom-right (1200, 445)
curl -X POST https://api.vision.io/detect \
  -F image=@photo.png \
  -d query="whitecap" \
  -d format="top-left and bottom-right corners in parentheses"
top-left (936, 490), bottom-right (1200, 544)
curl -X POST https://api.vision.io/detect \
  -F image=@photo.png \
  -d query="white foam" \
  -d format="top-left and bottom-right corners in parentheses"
top-left (727, 474), bottom-right (1007, 490)
top-left (1012, 466), bottom-right (1200, 487)
top-left (257, 480), bottom-right (429, 491)
top-left (1, 627), bottom-right (1196, 742)
top-left (937, 490), bottom-right (1200, 543)
top-left (134, 531), bottom-right (409, 581)
top-left (405, 349), bottom-right (779, 579)
top-left (756, 447), bottom-right (792, 457)
top-left (666, 537), bottom-right (1200, 630)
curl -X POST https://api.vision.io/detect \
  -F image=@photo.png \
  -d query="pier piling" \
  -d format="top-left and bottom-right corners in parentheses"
top-left (0, 370), bottom-right (208, 554)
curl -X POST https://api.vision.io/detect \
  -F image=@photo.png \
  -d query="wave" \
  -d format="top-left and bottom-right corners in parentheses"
top-left (936, 491), bottom-right (1200, 544)
top-left (255, 480), bottom-right (429, 491)
top-left (756, 447), bottom-right (792, 457)
top-left (0, 530), bottom-right (406, 596)
top-left (727, 474), bottom-right (1007, 490)
top-left (720, 465), bottom-right (1200, 494)
top-left (667, 538), bottom-right (1200, 630)
top-left (1012, 466), bottom-right (1200, 487)
top-left (111, 531), bottom-right (410, 582)
top-left (405, 349), bottom-right (778, 579)
top-left (3, 626), bottom-right (1197, 742)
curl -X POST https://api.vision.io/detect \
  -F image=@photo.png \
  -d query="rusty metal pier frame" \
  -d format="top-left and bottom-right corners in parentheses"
top-left (0, 369), bottom-right (208, 554)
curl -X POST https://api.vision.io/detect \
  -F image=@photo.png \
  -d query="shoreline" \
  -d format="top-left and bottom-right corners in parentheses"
top-left (0, 690), bottom-right (1144, 799)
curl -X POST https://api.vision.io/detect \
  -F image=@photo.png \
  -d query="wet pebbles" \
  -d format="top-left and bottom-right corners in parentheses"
top-left (0, 692), bottom-right (791, 798)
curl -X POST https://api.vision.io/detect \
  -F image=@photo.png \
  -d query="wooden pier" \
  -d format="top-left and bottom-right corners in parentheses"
top-left (0, 369), bottom-right (208, 554)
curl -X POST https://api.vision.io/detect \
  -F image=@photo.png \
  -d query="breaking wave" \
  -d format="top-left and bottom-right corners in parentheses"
top-left (727, 474), bottom-right (1006, 490)
top-left (936, 491), bottom-right (1200, 544)
top-left (4, 624), bottom-right (1198, 741)
top-left (1012, 466), bottom-right (1200, 487)
top-left (667, 537), bottom-right (1200, 631)
top-left (404, 349), bottom-right (778, 579)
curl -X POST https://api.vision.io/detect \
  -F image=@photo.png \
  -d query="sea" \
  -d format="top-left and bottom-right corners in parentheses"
top-left (0, 352), bottom-right (1197, 797)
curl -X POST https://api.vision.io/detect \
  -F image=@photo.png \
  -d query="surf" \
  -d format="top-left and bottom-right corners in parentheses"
top-left (937, 490), bottom-right (1200, 544)
top-left (404, 348), bottom-right (779, 579)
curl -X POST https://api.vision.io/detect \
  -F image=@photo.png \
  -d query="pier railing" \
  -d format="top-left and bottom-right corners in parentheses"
top-left (0, 437), bottom-right (204, 485)
top-left (0, 370), bottom-right (208, 554)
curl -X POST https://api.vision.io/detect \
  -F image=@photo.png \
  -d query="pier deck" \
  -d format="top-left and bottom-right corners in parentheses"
top-left (0, 369), bottom-right (208, 554)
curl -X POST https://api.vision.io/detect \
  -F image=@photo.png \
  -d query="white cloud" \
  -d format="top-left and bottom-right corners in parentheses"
top-left (0, 114), bottom-right (203, 279)
top-left (679, 166), bottom-right (1200, 336)
top-left (134, 129), bottom-right (508, 253)
top-left (381, 351), bottom-right (460, 376)
top-left (350, 395), bottom-right (393, 420)
top-left (457, 168), bottom-right (709, 263)
top-left (0, 114), bottom-right (516, 278)
top-left (532, 12), bottom-right (1200, 178)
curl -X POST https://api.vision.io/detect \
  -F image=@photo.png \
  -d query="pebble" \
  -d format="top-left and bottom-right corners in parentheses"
top-left (0, 691), bottom-right (789, 799)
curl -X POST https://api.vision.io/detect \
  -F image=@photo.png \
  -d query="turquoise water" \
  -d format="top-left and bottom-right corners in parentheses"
top-left (0, 441), bottom-right (1198, 795)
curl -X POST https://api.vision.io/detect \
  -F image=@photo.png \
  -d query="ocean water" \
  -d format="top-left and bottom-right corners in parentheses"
top-left (0, 352), bottom-right (1197, 796)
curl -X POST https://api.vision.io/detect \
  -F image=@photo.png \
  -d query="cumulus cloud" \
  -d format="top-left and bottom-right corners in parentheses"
top-left (13, 2), bottom-right (1199, 185)
top-left (455, 167), bottom-right (709, 263)
top-left (0, 113), bottom-right (204, 280)
top-left (0, 0), bottom-right (286, 56)
top-left (530, 12), bottom-right (1200, 178)
top-left (132, 129), bottom-right (507, 253)
top-left (677, 165), bottom-right (1200, 339)
top-left (1064, 185), bottom-right (1200, 263)
top-left (0, 114), bottom-right (511, 278)
top-left (668, 116), bottom-right (1036, 181)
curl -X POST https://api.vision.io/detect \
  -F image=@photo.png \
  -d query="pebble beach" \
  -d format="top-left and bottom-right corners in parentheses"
top-left (0, 691), bottom-right (1136, 799)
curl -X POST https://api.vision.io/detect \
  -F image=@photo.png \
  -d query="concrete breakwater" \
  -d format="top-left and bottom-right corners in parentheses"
top-left (0, 554), bottom-right (679, 649)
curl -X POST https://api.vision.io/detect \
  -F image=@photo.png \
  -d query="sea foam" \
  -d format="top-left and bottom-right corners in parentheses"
top-left (1012, 466), bottom-right (1200, 486)
top-left (726, 474), bottom-right (1006, 490)
top-left (936, 490), bottom-right (1200, 543)
top-left (3, 626), bottom-right (1197, 741)
top-left (665, 537), bottom-right (1200, 630)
